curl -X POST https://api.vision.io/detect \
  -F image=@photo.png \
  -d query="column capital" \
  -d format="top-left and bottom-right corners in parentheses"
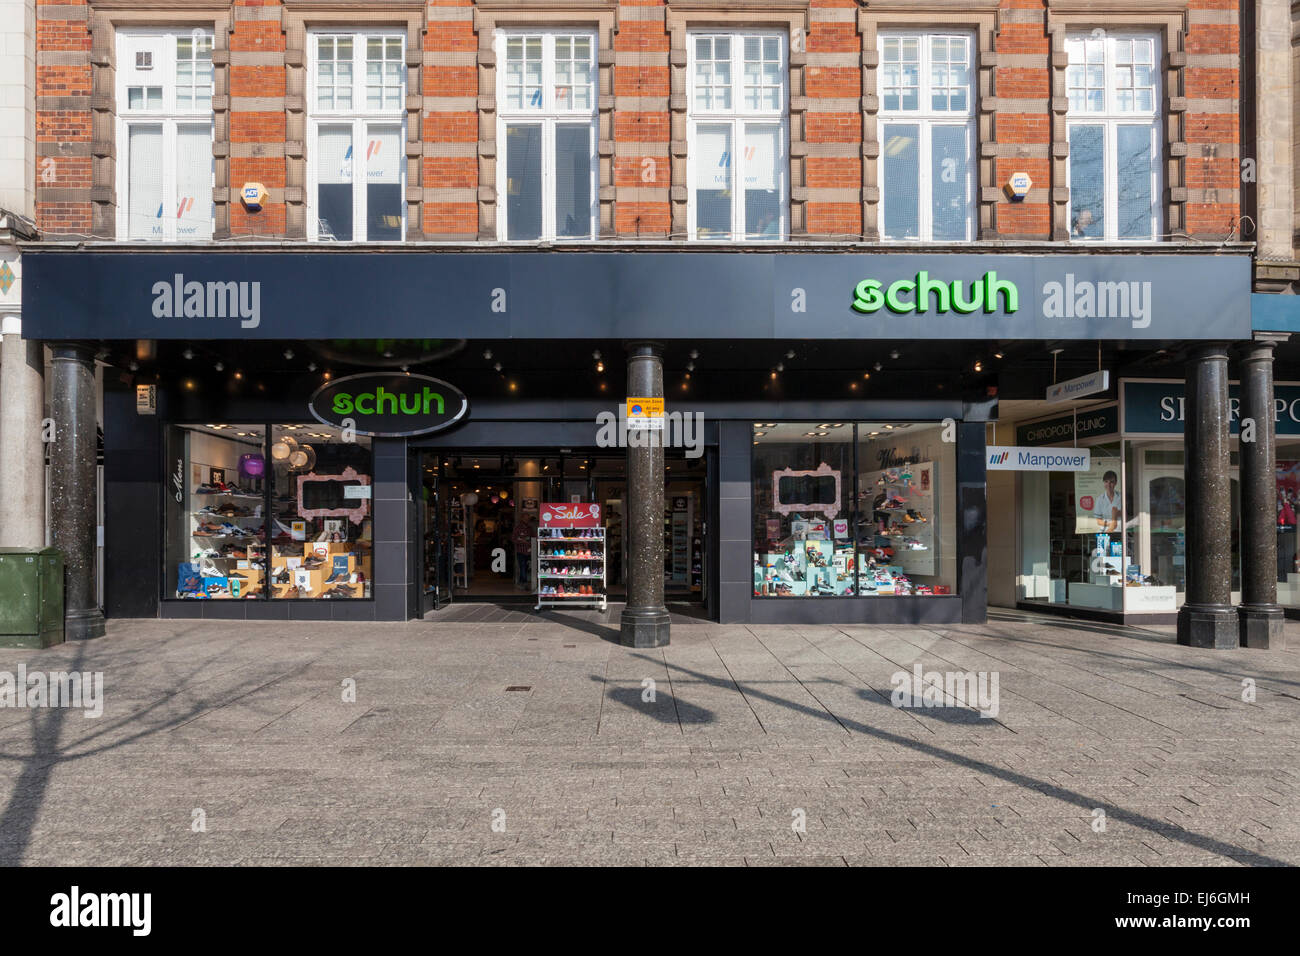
top-left (49, 342), bottom-right (99, 364)
top-left (625, 340), bottom-right (665, 358)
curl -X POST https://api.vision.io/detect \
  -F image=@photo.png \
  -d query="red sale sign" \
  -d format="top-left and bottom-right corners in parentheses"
top-left (541, 503), bottom-right (602, 528)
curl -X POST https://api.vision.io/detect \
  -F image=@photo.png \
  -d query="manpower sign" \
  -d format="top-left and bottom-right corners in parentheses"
top-left (20, 251), bottom-right (1249, 341)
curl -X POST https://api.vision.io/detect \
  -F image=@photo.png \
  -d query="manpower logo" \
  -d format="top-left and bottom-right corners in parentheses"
top-left (989, 450), bottom-right (1010, 466)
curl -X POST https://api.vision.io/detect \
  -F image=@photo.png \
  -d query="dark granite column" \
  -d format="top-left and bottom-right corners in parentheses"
top-left (1177, 342), bottom-right (1236, 648)
top-left (49, 343), bottom-right (105, 640)
top-left (1237, 335), bottom-right (1287, 648)
top-left (620, 341), bottom-right (670, 647)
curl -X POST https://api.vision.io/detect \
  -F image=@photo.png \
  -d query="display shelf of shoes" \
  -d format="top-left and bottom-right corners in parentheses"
top-left (861, 463), bottom-right (936, 577)
top-left (535, 527), bottom-right (607, 611)
top-left (189, 487), bottom-right (268, 597)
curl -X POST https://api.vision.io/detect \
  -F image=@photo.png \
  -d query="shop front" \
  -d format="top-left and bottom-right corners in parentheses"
top-left (19, 246), bottom-right (1253, 630)
top-left (1009, 377), bottom-right (1300, 622)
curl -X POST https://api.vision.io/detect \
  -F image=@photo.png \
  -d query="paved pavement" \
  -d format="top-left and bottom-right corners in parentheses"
top-left (0, 607), bottom-right (1296, 866)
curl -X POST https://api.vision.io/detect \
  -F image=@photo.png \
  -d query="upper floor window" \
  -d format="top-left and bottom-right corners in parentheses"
top-left (116, 29), bottom-right (214, 241)
top-left (687, 32), bottom-right (787, 241)
top-left (308, 32), bottom-right (406, 241)
top-left (495, 31), bottom-right (598, 241)
top-left (1065, 32), bottom-right (1161, 241)
top-left (877, 32), bottom-right (975, 242)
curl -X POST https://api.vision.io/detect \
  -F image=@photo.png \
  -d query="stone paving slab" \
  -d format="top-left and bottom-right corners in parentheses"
top-left (0, 608), bottom-right (1296, 866)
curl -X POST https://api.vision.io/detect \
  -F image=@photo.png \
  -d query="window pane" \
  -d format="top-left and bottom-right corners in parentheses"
top-left (505, 124), bottom-right (542, 240)
top-left (269, 424), bottom-right (373, 601)
top-left (166, 425), bottom-right (268, 601)
top-left (1117, 124), bottom-right (1155, 239)
top-left (751, 424), bottom-right (854, 598)
top-left (931, 125), bottom-right (970, 241)
top-left (365, 125), bottom-right (403, 241)
top-left (1068, 124), bottom-right (1105, 239)
top-left (743, 124), bottom-right (781, 239)
top-left (694, 123), bottom-right (732, 238)
top-left (127, 125), bottom-right (163, 239)
top-left (882, 123), bottom-right (920, 239)
top-left (176, 124), bottom-right (212, 240)
top-left (554, 125), bottom-right (592, 238)
top-left (316, 125), bottom-right (353, 241)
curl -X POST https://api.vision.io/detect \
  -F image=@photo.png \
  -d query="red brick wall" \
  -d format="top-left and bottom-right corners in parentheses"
top-left (34, 0), bottom-right (1242, 243)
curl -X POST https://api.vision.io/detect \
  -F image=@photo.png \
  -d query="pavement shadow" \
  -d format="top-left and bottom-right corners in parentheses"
top-left (0, 624), bottom-right (319, 865)
top-left (633, 653), bottom-right (1290, 866)
top-left (601, 680), bottom-right (715, 725)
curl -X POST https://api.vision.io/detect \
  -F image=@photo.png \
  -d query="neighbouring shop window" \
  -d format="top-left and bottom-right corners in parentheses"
top-left (878, 32), bottom-right (975, 242)
top-left (166, 424), bottom-right (267, 600)
top-left (165, 423), bottom-right (373, 600)
top-left (116, 30), bottom-right (214, 241)
top-left (269, 425), bottom-right (373, 600)
top-left (750, 422), bottom-right (957, 597)
top-left (688, 32), bottom-right (788, 240)
top-left (1065, 32), bottom-right (1161, 241)
top-left (1276, 441), bottom-right (1300, 607)
top-left (309, 33), bottom-right (406, 241)
top-left (496, 30), bottom-right (598, 241)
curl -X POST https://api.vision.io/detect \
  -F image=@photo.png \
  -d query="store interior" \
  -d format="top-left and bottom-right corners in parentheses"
top-left (418, 450), bottom-right (706, 610)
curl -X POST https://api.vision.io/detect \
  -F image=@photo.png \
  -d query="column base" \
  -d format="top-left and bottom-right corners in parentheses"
top-left (1238, 604), bottom-right (1284, 649)
top-left (65, 607), bottom-right (106, 641)
top-left (1176, 604), bottom-right (1237, 649)
top-left (619, 606), bottom-right (671, 647)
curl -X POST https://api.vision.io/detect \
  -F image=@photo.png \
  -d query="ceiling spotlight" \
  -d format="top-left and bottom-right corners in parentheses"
top-left (785, 350), bottom-right (795, 360)
top-left (284, 349), bottom-right (294, 360)
top-left (214, 362), bottom-right (224, 372)
top-left (974, 360), bottom-right (983, 373)
top-left (776, 362), bottom-right (784, 372)
top-left (182, 349), bottom-right (194, 360)
top-left (483, 349), bottom-right (493, 360)
top-left (686, 361), bottom-right (695, 372)
top-left (494, 362), bottom-right (503, 372)
top-left (308, 362), bottom-right (317, 372)
top-left (689, 349), bottom-right (699, 360)
top-left (874, 362), bottom-right (883, 372)
top-left (596, 361), bottom-right (604, 373)
top-left (592, 350), bottom-right (602, 360)
top-left (994, 351), bottom-right (1004, 359)
top-left (128, 361), bottom-right (139, 372)
top-left (889, 350), bottom-right (900, 360)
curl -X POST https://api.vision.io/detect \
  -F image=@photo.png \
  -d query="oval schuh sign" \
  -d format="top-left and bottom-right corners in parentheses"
top-left (308, 372), bottom-right (469, 437)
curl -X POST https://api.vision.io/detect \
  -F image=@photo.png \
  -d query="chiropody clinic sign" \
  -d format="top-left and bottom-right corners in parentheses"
top-left (309, 372), bottom-right (468, 437)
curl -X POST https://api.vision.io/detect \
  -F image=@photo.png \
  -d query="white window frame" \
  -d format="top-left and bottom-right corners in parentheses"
top-left (307, 30), bottom-right (408, 242)
top-left (1065, 30), bottom-right (1163, 243)
top-left (494, 29), bottom-right (599, 242)
top-left (115, 28), bottom-right (214, 241)
top-left (686, 29), bottom-right (789, 242)
top-left (876, 30), bottom-right (976, 243)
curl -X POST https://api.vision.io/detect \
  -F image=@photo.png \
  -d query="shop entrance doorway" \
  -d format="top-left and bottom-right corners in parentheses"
top-left (415, 449), bottom-right (709, 613)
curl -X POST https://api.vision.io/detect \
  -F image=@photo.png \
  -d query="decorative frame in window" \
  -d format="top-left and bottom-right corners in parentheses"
top-left (858, 1), bottom-right (998, 241)
top-left (474, 1), bottom-right (617, 241)
top-left (82, 5), bottom-right (231, 240)
top-left (1046, 0), bottom-right (1188, 241)
top-left (666, 1), bottom-right (809, 240)
top-left (282, 1), bottom-right (425, 240)
top-left (306, 30), bottom-right (408, 241)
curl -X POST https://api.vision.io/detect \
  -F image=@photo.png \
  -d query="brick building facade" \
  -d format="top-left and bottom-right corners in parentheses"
top-left (32, 0), bottom-right (1243, 245)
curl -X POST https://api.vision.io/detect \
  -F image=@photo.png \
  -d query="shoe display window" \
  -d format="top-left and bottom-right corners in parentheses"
top-left (751, 422), bottom-right (957, 598)
top-left (164, 423), bottom-right (373, 600)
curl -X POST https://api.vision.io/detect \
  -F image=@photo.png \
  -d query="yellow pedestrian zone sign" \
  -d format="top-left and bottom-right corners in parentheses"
top-left (626, 397), bottom-right (665, 430)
